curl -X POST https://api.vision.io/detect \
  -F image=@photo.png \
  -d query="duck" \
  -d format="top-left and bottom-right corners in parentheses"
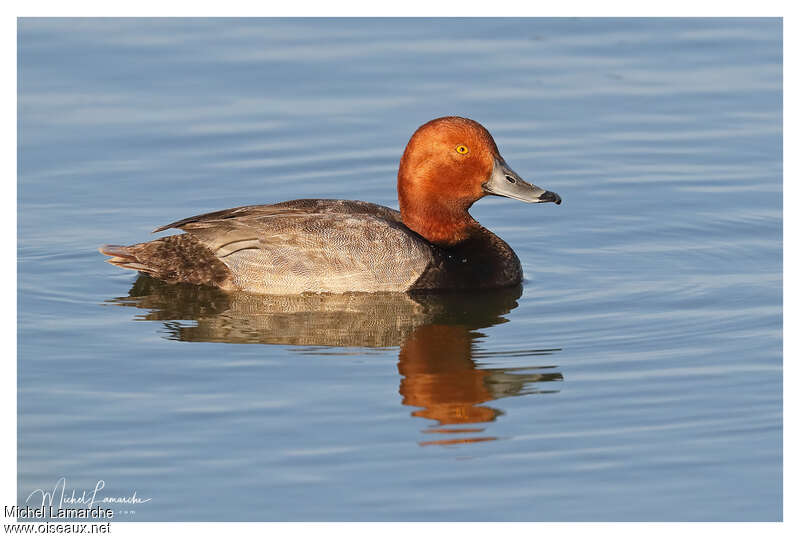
top-left (100, 116), bottom-right (561, 294)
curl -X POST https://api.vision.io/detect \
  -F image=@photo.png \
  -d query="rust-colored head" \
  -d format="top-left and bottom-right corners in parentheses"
top-left (397, 117), bottom-right (560, 246)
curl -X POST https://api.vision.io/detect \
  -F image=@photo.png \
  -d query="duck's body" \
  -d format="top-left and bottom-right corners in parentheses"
top-left (101, 117), bottom-right (560, 294)
top-left (102, 199), bottom-right (522, 293)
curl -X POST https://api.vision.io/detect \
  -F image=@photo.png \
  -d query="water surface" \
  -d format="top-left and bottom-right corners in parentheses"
top-left (18, 18), bottom-right (781, 521)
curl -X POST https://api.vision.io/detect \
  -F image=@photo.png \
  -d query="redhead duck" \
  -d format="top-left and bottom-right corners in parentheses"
top-left (100, 116), bottom-right (561, 294)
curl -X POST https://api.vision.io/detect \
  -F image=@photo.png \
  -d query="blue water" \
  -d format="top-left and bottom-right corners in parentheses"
top-left (18, 18), bottom-right (781, 521)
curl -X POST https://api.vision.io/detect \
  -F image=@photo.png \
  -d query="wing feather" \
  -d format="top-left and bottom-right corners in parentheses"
top-left (154, 200), bottom-right (432, 294)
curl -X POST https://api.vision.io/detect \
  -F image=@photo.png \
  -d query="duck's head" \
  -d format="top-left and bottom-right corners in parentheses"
top-left (398, 116), bottom-right (561, 246)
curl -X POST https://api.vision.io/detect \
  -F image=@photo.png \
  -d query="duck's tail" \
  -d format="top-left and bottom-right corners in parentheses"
top-left (99, 236), bottom-right (234, 289)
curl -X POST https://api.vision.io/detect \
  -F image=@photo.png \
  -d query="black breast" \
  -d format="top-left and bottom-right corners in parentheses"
top-left (410, 227), bottom-right (522, 290)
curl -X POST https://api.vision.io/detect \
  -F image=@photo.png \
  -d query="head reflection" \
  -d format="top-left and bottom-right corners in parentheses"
top-left (108, 276), bottom-right (563, 445)
top-left (398, 323), bottom-right (561, 445)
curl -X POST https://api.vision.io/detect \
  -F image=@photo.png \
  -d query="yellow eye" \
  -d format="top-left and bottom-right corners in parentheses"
top-left (455, 145), bottom-right (469, 155)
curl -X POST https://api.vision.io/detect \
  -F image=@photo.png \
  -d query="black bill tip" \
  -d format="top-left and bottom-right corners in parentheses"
top-left (540, 191), bottom-right (562, 205)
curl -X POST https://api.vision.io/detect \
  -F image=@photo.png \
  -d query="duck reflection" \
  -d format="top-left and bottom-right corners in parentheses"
top-left (108, 275), bottom-right (563, 445)
top-left (398, 324), bottom-right (562, 446)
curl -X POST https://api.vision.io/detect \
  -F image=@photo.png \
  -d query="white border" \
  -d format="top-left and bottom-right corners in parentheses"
top-left (5, 3), bottom-right (792, 537)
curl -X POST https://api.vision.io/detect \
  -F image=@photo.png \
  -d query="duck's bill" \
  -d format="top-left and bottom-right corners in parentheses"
top-left (483, 157), bottom-right (561, 205)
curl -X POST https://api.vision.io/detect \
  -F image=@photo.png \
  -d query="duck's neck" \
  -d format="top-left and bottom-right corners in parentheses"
top-left (399, 198), bottom-right (479, 247)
